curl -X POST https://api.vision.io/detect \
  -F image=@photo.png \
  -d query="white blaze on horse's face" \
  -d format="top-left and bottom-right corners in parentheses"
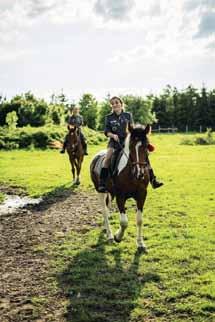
top-left (135, 141), bottom-right (145, 180)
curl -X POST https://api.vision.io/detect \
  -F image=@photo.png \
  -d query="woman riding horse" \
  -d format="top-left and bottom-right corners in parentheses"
top-left (98, 96), bottom-right (163, 192)
top-left (60, 105), bottom-right (88, 155)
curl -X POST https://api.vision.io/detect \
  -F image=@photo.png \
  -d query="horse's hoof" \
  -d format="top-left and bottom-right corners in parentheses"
top-left (76, 180), bottom-right (80, 185)
top-left (137, 245), bottom-right (148, 253)
top-left (108, 238), bottom-right (114, 244)
top-left (114, 235), bottom-right (121, 243)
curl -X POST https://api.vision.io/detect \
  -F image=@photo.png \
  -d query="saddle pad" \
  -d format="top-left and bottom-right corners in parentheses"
top-left (93, 149), bottom-right (128, 177)
top-left (94, 150), bottom-right (107, 176)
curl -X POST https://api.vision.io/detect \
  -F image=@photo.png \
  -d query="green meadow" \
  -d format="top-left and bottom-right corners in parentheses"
top-left (0, 133), bottom-right (215, 321)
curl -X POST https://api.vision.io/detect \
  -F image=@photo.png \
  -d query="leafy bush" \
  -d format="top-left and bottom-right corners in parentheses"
top-left (180, 137), bottom-right (194, 146)
top-left (4, 142), bottom-right (19, 150)
top-left (0, 125), bottom-right (106, 150)
top-left (19, 131), bottom-right (33, 148)
top-left (32, 132), bottom-right (49, 149)
top-left (6, 111), bottom-right (18, 130)
top-left (181, 128), bottom-right (215, 146)
top-left (0, 139), bottom-right (6, 149)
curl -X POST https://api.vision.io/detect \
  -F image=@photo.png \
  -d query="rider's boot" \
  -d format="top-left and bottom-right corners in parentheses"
top-left (60, 136), bottom-right (67, 154)
top-left (83, 143), bottom-right (88, 155)
top-left (98, 167), bottom-right (109, 193)
top-left (60, 146), bottom-right (66, 154)
top-left (149, 168), bottom-right (163, 189)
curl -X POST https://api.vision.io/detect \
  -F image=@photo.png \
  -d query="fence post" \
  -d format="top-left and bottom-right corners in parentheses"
top-left (200, 125), bottom-right (202, 133)
top-left (186, 125), bottom-right (188, 133)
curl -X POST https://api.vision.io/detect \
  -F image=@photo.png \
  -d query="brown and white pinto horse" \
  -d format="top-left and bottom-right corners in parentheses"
top-left (67, 125), bottom-right (85, 185)
top-left (90, 125), bottom-right (150, 252)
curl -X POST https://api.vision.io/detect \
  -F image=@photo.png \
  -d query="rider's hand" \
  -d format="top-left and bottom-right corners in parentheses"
top-left (112, 134), bottom-right (119, 142)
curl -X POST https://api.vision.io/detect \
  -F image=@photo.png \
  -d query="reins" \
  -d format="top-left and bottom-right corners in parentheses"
top-left (117, 141), bottom-right (148, 168)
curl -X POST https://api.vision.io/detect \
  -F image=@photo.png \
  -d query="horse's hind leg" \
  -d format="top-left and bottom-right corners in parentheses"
top-left (98, 193), bottom-right (114, 243)
top-left (114, 196), bottom-right (128, 243)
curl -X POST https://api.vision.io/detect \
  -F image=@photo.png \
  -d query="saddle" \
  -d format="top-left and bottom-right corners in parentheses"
top-left (93, 149), bottom-right (123, 178)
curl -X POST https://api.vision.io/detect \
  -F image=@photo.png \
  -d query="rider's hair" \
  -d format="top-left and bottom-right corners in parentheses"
top-left (70, 105), bottom-right (80, 113)
top-left (110, 96), bottom-right (124, 111)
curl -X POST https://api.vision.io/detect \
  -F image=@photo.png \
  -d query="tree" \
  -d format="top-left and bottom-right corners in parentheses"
top-left (122, 95), bottom-right (156, 125)
top-left (197, 86), bottom-right (210, 131)
top-left (97, 96), bottom-right (112, 130)
top-left (6, 111), bottom-right (18, 130)
top-left (79, 94), bottom-right (98, 129)
top-left (208, 89), bottom-right (215, 129)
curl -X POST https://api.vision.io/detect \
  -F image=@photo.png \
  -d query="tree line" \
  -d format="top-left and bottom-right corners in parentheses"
top-left (1, 85), bottom-right (215, 132)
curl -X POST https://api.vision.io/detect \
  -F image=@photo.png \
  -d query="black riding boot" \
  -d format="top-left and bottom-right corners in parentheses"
top-left (149, 168), bottom-right (163, 189)
top-left (98, 168), bottom-right (109, 193)
top-left (83, 142), bottom-right (88, 155)
top-left (80, 133), bottom-right (88, 155)
top-left (60, 140), bottom-right (67, 154)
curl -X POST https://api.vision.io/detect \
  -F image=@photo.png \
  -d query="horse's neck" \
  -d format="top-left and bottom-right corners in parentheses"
top-left (69, 132), bottom-right (79, 144)
top-left (117, 135), bottom-right (130, 175)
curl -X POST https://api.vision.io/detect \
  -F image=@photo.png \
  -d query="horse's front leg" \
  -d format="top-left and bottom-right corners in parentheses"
top-left (136, 191), bottom-right (147, 252)
top-left (75, 159), bottom-right (81, 185)
top-left (98, 193), bottom-right (114, 242)
top-left (76, 157), bottom-right (83, 184)
top-left (114, 195), bottom-right (128, 243)
top-left (70, 157), bottom-right (76, 184)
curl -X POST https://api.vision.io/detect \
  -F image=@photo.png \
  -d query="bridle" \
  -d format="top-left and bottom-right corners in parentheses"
top-left (69, 128), bottom-right (80, 153)
top-left (117, 140), bottom-right (149, 179)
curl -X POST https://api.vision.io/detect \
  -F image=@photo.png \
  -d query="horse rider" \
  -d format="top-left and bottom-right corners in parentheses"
top-left (60, 105), bottom-right (88, 155)
top-left (98, 96), bottom-right (163, 193)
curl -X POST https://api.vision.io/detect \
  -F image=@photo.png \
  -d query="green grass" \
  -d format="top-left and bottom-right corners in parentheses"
top-left (0, 143), bottom-right (106, 197)
top-left (0, 133), bottom-right (215, 321)
top-left (0, 192), bottom-right (5, 203)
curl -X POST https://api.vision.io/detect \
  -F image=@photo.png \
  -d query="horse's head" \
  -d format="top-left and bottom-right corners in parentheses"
top-left (129, 124), bottom-right (150, 180)
top-left (67, 125), bottom-right (80, 153)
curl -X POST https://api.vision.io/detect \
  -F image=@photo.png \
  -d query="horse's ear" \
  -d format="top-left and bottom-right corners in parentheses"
top-left (128, 123), bottom-right (134, 133)
top-left (144, 124), bottom-right (151, 135)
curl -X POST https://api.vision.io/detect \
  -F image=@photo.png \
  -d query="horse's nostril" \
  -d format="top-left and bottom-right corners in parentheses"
top-left (138, 173), bottom-right (144, 180)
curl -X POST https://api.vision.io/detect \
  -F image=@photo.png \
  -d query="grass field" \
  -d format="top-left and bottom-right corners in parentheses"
top-left (0, 143), bottom-right (106, 197)
top-left (0, 133), bottom-right (215, 321)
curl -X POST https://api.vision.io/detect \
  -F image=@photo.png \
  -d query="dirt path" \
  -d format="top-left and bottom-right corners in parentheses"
top-left (0, 190), bottom-right (101, 322)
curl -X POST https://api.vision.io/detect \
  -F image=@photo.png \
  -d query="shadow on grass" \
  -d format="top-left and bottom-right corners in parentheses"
top-left (31, 183), bottom-right (78, 212)
top-left (57, 232), bottom-right (160, 322)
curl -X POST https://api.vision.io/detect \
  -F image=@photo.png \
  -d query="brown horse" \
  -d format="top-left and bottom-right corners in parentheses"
top-left (90, 125), bottom-right (151, 252)
top-left (66, 125), bottom-right (85, 185)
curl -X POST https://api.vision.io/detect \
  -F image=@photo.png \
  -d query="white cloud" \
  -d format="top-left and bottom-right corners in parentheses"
top-left (0, 0), bottom-right (214, 98)
top-left (94, 0), bottom-right (135, 21)
top-left (184, 0), bottom-right (214, 12)
top-left (0, 2), bottom-right (31, 43)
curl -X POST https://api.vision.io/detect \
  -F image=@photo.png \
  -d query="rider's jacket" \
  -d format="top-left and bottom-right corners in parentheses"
top-left (104, 111), bottom-right (133, 140)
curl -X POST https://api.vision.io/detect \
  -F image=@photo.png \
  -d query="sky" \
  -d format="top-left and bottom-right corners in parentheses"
top-left (0, 0), bottom-right (215, 102)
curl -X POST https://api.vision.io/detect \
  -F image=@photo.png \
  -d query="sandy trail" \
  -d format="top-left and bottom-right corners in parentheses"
top-left (0, 190), bottom-right (101, 322)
